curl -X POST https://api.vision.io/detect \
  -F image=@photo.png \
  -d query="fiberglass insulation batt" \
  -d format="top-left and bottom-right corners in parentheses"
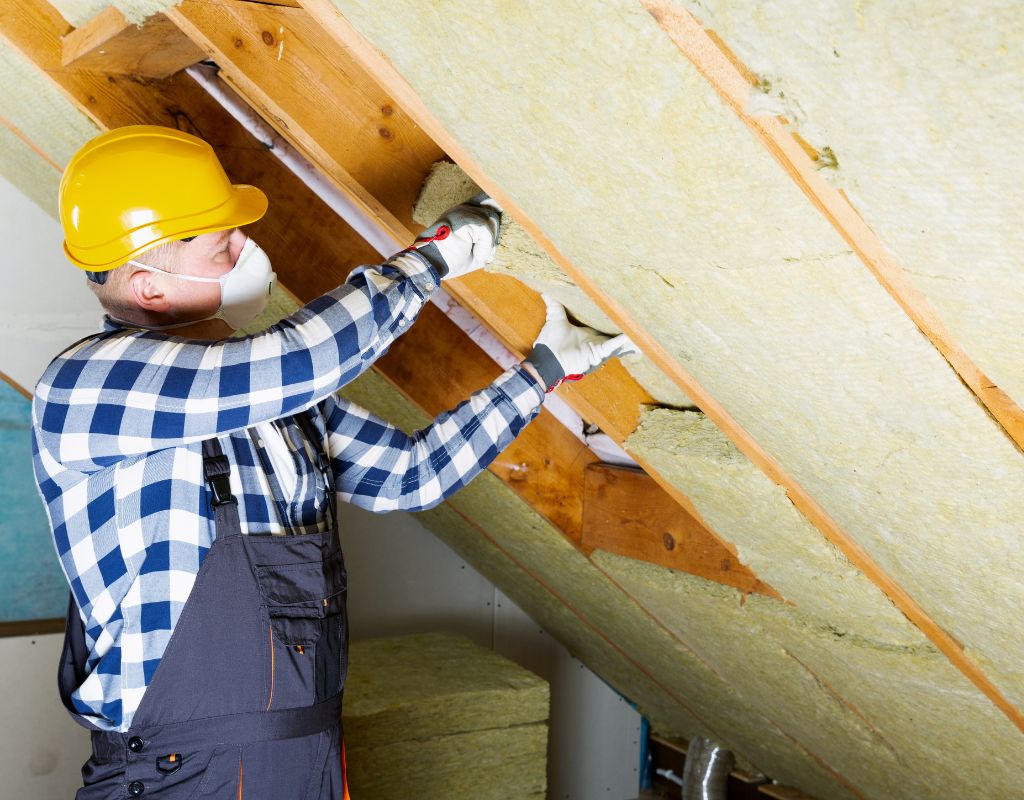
top-left (334, 0), bottom-right (1024, 718)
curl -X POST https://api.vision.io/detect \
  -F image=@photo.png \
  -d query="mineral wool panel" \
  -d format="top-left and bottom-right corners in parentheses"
top-left (685, 0), bottom-right (1024, 410)
top-left (345, 724), bottom-right (547, 800)
top-left (334, 0), bottom-right (1024, 712)
top-left (626, 408), bottom-right (914, 644)
top-left (596, 551), bottom-right (1024, 800)
top-left (413, 161), bottom-right (693, 408)
top-left (343, 632), bottom-right (549, 749)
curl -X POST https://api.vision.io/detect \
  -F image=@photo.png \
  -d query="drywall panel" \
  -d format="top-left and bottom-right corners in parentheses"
top-left (685, 0), bottom-right (1024, 408)
top-left (596, 551), bottom-right (1024, 800)
top-left (413, 161), bottom-right (692, 408)
top-left (627, 408), bottom-right (912, 643)
top-left (334, 0), bottom-right (1024, 713)
top-left (340, 367), bottom-right (856, 798)
top-left (0, 634), bottom-right (91, 799)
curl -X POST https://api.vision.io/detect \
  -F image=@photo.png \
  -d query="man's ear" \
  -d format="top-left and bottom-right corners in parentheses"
top-left (127, 269), bottom-right (170, 314)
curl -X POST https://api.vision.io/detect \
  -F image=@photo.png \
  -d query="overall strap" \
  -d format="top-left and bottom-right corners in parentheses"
top-left (202, 437), bottom-right (243, 539)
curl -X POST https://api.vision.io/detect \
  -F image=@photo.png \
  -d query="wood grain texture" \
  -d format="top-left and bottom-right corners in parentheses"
top-left (583, 464), bottom-right (775, 597)
top-left (167, 0), bottom-right (443, 234)
top-left (61, 7), bottom-right (205, 79)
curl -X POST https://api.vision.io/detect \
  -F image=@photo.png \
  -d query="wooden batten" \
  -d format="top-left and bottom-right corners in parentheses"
top-left (61, 7), bottom-right (205, 79)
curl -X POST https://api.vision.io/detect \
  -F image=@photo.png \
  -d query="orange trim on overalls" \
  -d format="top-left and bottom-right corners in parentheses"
top-left (341, 740), bottom-right (350, 800)
top-left (265, 626), bottom-right (275, 710)
top-left (237, 759), bottom-right (244, 800)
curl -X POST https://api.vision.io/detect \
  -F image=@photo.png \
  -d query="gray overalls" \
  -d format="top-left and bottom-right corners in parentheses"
top-left (57, 411), bottom-right (350, 799)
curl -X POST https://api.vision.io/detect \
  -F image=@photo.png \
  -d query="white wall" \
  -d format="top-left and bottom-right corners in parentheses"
top-left (0, 175), bottom-right (641, 798)
top-left (0, 175), bottom-right (101, 393)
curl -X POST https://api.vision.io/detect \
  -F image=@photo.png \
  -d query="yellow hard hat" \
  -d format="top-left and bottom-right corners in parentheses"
top-left (59, 125), bottom-right (268, 273)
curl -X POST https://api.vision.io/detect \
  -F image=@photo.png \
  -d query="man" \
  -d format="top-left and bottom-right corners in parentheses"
top-left (32, 125), bottom-right (634, 799)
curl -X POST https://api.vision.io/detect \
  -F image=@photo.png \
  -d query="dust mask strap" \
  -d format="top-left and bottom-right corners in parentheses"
top-left (124, 237), bottom-right (276, 331)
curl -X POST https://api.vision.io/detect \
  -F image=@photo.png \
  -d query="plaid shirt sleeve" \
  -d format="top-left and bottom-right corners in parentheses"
top-left (324, 363), bottom-right (545, 512)
top-left (33, 250), bottom-right (440, 473)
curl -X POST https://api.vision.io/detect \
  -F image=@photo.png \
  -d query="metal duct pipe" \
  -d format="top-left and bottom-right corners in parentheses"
top-left (681, 737), bottom-right (734, 800)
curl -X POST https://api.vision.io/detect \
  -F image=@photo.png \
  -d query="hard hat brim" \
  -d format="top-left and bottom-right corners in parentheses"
top-left (64, 183), bottom-right (269, 272)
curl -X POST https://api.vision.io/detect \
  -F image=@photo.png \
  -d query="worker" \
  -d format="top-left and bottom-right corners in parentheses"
top-left (31, 125), bottom-right (635, 799)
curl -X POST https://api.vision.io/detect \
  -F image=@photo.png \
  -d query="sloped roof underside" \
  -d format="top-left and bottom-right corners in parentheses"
top-left (4, 1), bottom-right (1024, 797)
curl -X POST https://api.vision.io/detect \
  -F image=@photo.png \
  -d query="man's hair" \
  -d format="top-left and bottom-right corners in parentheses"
top-left (86, 241), bottom-right (184, 325)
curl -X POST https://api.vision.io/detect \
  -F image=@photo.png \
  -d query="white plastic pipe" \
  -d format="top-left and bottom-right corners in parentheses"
top-left (186, 62), bottom-right (636, 464)
top-left (186, 63), bottom-right (402, 258)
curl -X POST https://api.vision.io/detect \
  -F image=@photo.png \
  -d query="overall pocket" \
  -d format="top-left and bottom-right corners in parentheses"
top-left (256, 551), bottom-right (347, 710)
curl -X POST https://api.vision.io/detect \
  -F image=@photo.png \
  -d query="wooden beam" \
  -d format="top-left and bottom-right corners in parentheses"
top-left (166, 0), bottom-right (442, 236)
top-left (639, 0), bottom-right (1024, 457)
top-left (583, 463), bottom-right (774, 597)
top-left (165, 0), bottom-right (766, 583)
top-left (61, 7), bottom-right (205, 79)
top-left (297, 0), bottom-right (1024, 736)
top-left (758, 785), bottom-right (823, 800)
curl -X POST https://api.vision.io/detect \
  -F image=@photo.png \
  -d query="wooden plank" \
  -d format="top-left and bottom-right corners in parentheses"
top-left (297, 0), bottom-right (1024, 736)
top-left (61, 7), bottom-right (205, 79)
top-left (583, 464), bottom-right (774, 597)
top-left (166, 0), bottom-right (443, 234)
top-left (0, 618), bottom-right (65, 637)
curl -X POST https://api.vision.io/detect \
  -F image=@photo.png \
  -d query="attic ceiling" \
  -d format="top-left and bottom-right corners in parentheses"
top-left (2, 1), bottom-right (1023, 798)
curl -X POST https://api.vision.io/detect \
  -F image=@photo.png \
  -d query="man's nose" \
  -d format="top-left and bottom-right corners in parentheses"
top-left (228, 228), bottom-right (248, 265)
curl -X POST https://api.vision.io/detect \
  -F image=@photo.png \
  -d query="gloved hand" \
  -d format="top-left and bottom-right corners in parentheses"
top-left (411, 192), bottom-right (502, 280)
top-left (524, 295), bottom-right (639, 393)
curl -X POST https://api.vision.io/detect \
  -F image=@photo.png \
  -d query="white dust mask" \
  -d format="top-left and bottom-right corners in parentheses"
top-left (126, 237), bottom-right (277, 330)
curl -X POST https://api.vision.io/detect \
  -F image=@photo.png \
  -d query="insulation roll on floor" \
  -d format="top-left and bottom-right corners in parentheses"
top-left (341, 632), bottom-right (549, 800)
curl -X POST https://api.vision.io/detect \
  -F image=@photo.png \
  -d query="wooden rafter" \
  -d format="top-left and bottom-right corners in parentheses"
top-left (61, 7), bottom-right (205, 79)
top-left (582, 463), bottom-right (770, 595)
top-left (296, 0), bottom-right (1024, 734)
top-left (164, 0), bottom-right (766, 581)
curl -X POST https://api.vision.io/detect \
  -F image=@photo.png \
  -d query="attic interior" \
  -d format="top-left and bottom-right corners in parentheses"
top-left (1, 1), bottom-right (1022, 798)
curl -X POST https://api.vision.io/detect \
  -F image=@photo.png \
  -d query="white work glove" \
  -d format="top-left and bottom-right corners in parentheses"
top-left (410, 192), bottom-right (502, 280)
top-left (524, 295), bottom-right (639, 393)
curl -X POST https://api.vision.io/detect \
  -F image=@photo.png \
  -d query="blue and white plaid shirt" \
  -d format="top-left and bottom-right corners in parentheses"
top-left (31, 249), bottom-right (544, 732)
